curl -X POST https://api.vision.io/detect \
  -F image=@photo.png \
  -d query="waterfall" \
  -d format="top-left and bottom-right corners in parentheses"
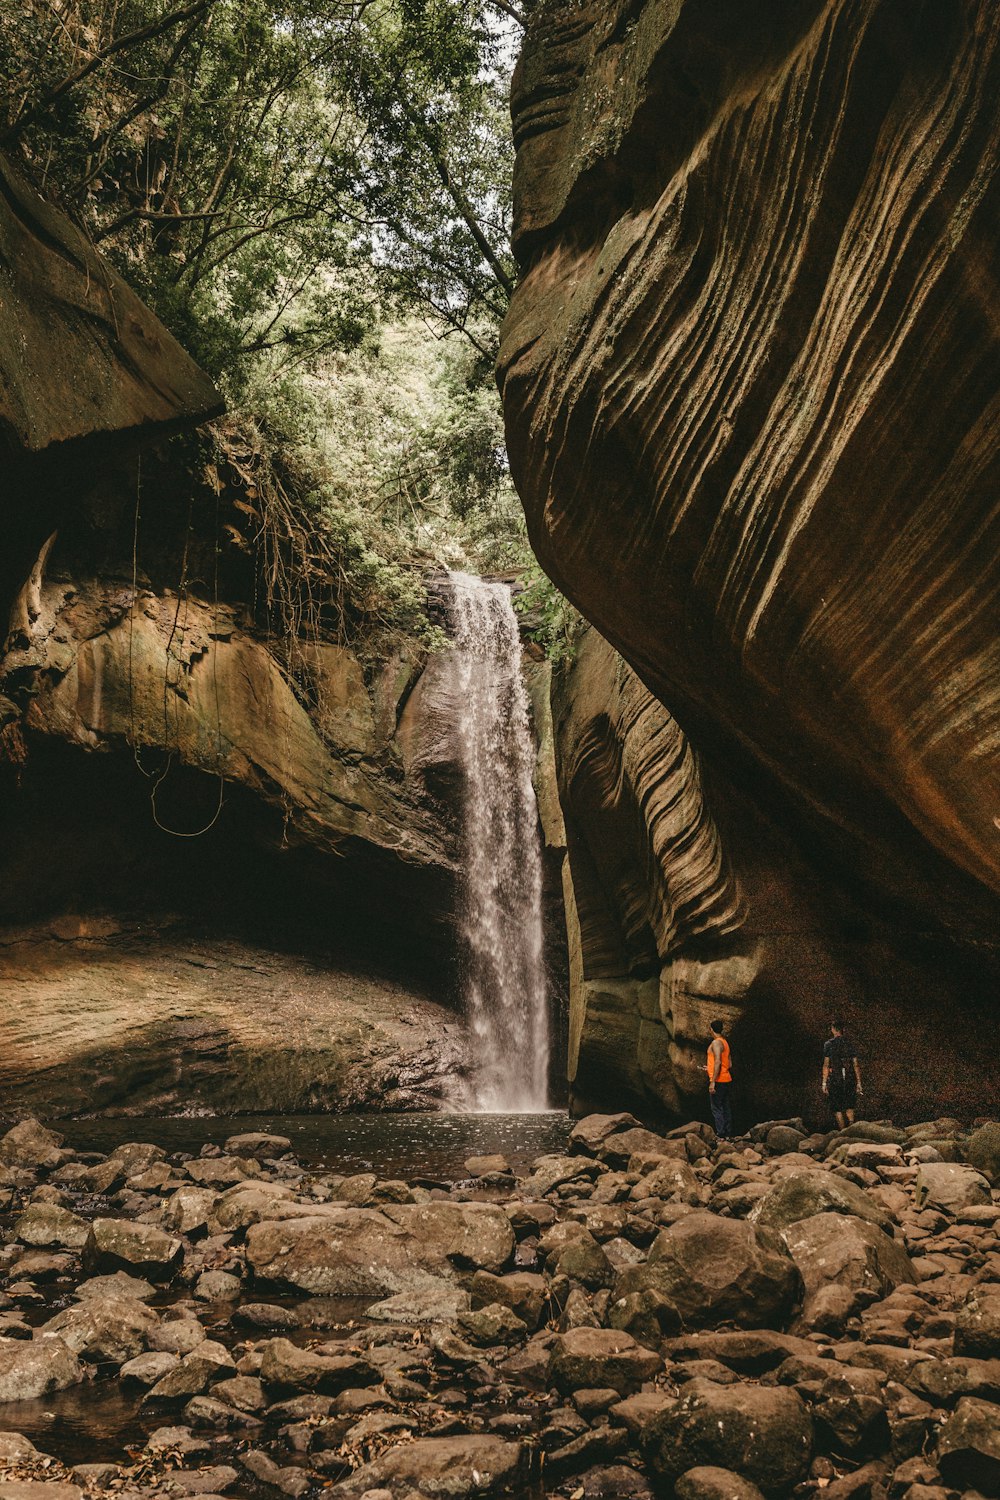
top-left (446, 571), bottom-right (550, 1112)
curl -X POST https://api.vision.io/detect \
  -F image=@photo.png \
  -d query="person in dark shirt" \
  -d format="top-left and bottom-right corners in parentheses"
top-left (822, 1020), bottom-right (863, 1128)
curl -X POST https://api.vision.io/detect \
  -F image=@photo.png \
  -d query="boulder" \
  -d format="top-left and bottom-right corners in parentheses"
top-left (40, 1295), bottom-right (157, 1365)
top-left (0, 1335), bottom-right (83, 1402)
top-left (0, 1120), bottom-right (64, 1169)
top-left (366, 1281), bottom-right (471, 1325)
top-left (953, 1287), bottom-right (1000, 1359)
top-left (245, 1204), bottom-right (514, 1296)
top-left (750, 1172), bottom-right (892, 1236)
top-left (224, 1132), bottom-right (292, 1156)
top-left (783, 1212), bottom-right (915, 1331)
top-left (569, 1114), bottom-right (643, 1155)
top-left (259, 1339), bottom-right (380, 1393)
top-left (965, 1121), bottom-right (1000, 1184)
top-left (13, 1204), bottom-right (88, 1250)
top-left (630, 1159), bottom-right (702, 1205)
top-left (471, 1271), bottom-right (549, 1331)
top-left (75, 1272), bottom-right (156, 1304)
top-left (914, 1163), bottom-right (991, 1213)
top-left (329, 1434), bottom-right (526, 1497)
top-left (811, 1369), bottom-right (889, 1454)
top-left (120, 1351), bottom-right (181, 1386)
top-left (162, 1187), bottom-right (219, 1235)
top-left (145, 1341), bottom-right (235, 1402)
top-left (82, 1219), bottom-right (183, 1282)
top-left (549, 1327), bottom-right (662, 1395)
top-left (641, 1378), bottom-right (813, 1493)
top-left (936, 1395), bottom-right (1000, 1491)
top-left (613, 1213), bottom-right (800, 1332)
top-left (676, 1469), bottom-right (767, 1500)
top-left (519, 1155), bottom-right (600, 1198)
top-left (458, 1304), bottom-right (528, 1348)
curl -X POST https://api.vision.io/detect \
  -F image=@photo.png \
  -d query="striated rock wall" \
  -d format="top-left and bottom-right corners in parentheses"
top-left (502, 0), bottom-right (1000, 1119)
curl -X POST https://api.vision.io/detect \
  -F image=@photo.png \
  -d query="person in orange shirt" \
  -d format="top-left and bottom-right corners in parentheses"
top-left (706, 1018), bottom-right (733, 1139)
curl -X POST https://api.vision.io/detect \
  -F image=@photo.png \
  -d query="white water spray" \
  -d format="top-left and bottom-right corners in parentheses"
top-left (447, 572), bottom-right (550, 1112)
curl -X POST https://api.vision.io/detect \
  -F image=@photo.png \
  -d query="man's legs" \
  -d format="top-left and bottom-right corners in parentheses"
top-left (711, 1083), bottom-right (732, 1139)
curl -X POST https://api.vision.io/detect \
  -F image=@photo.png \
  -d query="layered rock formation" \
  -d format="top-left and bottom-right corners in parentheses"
top-left (0, 154), bottom-right (475, 1112)
top-left (501, 0), bottom-right (1000, 1117)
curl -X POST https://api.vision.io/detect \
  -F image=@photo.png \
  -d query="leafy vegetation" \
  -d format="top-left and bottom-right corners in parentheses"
top-left (2, 0), bottom-right (577, 657)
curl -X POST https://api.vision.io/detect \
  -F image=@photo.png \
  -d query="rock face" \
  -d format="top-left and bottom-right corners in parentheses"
top-left (502, 1), bottom-right (1000, 1120)
top-left (0, 160), bottom-right (491, 1114)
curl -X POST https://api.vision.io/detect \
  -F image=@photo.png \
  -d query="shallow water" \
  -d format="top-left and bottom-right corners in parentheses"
top-left (55, 1110), bottom-right (571, 1181)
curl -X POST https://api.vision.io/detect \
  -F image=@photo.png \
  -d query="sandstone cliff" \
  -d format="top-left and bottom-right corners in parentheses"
top-left (501, 1), bottom-right (1000, 1119)
top-left (0, 157), bottom-right (473, 1115)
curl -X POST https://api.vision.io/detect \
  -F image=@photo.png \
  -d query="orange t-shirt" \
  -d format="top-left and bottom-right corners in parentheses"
top-left (706, 1037), bottom-right (732, 1083)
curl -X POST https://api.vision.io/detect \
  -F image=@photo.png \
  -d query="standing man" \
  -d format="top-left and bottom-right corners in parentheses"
top-left (706, 1019), bottom-right (733, 1139)
top-left (822, 1020), bottom-right (864, 1128)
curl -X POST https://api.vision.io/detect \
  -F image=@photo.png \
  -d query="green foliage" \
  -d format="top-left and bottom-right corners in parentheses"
top-left (2, 0), bottom-right (577, 651)
top-left (514, 558), bottom-right (583, 665)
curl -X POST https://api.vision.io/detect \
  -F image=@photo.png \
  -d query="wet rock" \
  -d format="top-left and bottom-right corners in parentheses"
top-left (82, 1219), bottom-right (183, 1282)
top-left (642, 1378), bottom-right (813, 1493)
top-left (784, 1212), bottom-right (915, 1331)
top-left (259, 1338), bottom-right (380, 1392)
top-left (464, 1155), bottom-right (513, 1178)
top-left (936, 1395), bottom-right (1000, 1491)
top-left (569, 1114), bottom-right (644, 1155)
top-left (149, 1315), bottom-right (207, 1356)
top-left (75, 1271), bottom-right (156, 1303)
top-left (194, 1270), bottom-right (241, 1301)
top-left (675, 1467), bottom-right (767, 1500)
top-left (328, 1433), bottom-right (526, 1497)
top-left (40, 1294), bottom-right (158, 1364)
top-left (233, 1302), bottom-right (301, 1331)
top-left (0, 1120), bottom-right (65, 1169)
top-left (0, 1335), bottom-right (83, 1401)
top-left (145, 1340), bottom-right (235, 1402)
top-left (162, 1187), bottom-right (218, 1235)
top-left (470, 1270), bottom-right (548, 1330)
top-left (914, 1164), bottom-right (991, 1213)
top-left (457, 1303), bottom-right (528, 1347)
top-left (573, 1464), bottom-right (655, 1499)
top-left (520, 1155), bottom-right (602, 1198)
top-left (13, 1204), bottom-right (88, 1250)
top-left (549, 1326), bottom-right (662, 1395)
top-left (245, 1203), bottom-right (514, 1296)
top-left (750, 1172), bottom-right (893, 1235)
top-left (965, 1123), bottom-right (1000, 1184)
top-left (953, 1287), bottom-right (1000, 1358)
top-left (367, 1281), bottom-right (471, 1325)
top-left (120, 1350), bottom-right (180, 1385)
top-left (224, 1132), bottom-right (292, 1156)
top-left (108, 1142), bottom-right (166, 1175)
top-left (614, 1212), bottom-right (800, 1332)
top-left (812, 1368), bottom-right (889, 1454)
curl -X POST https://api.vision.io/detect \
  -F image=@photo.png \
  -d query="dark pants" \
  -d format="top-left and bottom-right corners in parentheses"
top-left (710, 1082), bottom-right (733, 1138)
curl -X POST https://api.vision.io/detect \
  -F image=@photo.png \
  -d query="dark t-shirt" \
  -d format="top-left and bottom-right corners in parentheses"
top-left (824, 1034), bottom-right (857, 1080)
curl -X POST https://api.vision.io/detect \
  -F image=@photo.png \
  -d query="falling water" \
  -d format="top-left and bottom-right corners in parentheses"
top-left (447, 571), bottom-right (550, 1112)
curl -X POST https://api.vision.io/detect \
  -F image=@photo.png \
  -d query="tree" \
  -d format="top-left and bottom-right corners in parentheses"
top-left (1, 0), bottom-right (517, 382)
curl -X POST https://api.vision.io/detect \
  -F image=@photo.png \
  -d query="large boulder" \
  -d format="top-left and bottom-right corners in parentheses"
top-left (936, 1395), bottom-right (1000, 1492)
top-left (246, 1204), bottom-right (514, 1296)
top-left (641, 1379), bottom-right (813, 1494)
top-left (14, 1204), bottom-right (88, 1250)
top-left (0, 1336), bottom-right (83, 1402)
top-left (750, 1172), bottom-right (892, 1236)
top-left (548, 1327), bottom-right (662, 1395)
top-left (954, 1287), bottom-right (1000, 1359)
top-left (39, 1296), bottom-right (157, 1366)
top-left (82, 1220), bottom-right (183, 1283)
top-left (0, 1120), bottom-right (64, 1169)
top-left (612, 1213), bottom-right (801, 1332)
top-left (783, 1212), bottom-right (915, 1332)
top-left (328, 1434), bottom-right (527, 1497)
top-left (965, 1122), bottom-right (1000, 1184)
top-left (914, 1163), bottom-right (991, 1213)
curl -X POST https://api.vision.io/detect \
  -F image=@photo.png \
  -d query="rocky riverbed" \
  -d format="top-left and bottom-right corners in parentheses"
top-left (0, 1112), bottom-right (998, 1499)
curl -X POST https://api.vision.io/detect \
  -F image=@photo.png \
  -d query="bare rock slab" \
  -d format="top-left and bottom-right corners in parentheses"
top-left (329, 1434), bottom-right (526, 1497)
top-left (245, 1203), bottom-right (514, 1296)
top-left (0, 1335), bottom-right (83, 1403)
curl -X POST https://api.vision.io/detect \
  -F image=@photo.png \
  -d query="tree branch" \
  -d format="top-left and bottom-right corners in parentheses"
top-left (4, 0), bottom-right (214, 143)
